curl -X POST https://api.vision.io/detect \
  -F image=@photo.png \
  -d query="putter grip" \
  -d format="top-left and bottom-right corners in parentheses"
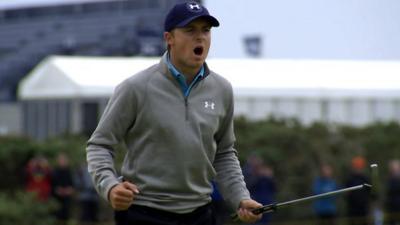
top-left (252, 203), bottom-right (277, 214)
top-left (231, 203), bottom-right (277, 221)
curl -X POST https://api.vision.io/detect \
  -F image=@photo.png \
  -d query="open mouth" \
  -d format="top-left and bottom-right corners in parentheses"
top-left (193, 47), bottom-right (204, 56)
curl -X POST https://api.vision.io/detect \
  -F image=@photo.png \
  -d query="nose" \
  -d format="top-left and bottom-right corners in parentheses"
top-left (195, 30), bottom-right (207, 41)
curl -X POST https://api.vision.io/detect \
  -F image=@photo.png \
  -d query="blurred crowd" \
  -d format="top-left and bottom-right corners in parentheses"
top-left (24, 152), bottom-right (99, 225)
top-left (24, 152), bottom-right (400, 225)
top-left (311, 156), bottom-right (400, 225)
top-left (212, 155), bottom-right (400, 225)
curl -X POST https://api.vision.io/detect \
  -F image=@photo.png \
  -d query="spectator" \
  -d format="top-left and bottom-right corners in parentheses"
top-left (385, 159), bottom-right (400, 225)
top-left (345, 156), bottom-right (371, 225)
top-left (25, 155), bottom-right (52, 202)
top-left (75, 162), bottom-right (100, 225)
top-left (243, 155), bottom-right (277, 225)
top-left (313, 164), bottom-right (338, 225)
top-left (51, 152), bottom-right (75, 225)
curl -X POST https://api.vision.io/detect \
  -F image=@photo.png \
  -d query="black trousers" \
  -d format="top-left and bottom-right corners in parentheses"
top-left (115, 203), bottom-right (216, 225)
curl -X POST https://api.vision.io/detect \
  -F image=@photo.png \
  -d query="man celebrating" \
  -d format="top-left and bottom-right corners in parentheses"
top-left (86, 2), bottom-right (262, 224)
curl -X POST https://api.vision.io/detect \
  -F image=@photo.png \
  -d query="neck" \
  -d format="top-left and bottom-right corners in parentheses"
top-left (169, 52), bottom-right (201, 80)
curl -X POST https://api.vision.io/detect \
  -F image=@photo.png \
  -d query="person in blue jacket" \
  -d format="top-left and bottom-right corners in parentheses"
top-left (313, 163), bottom-right (338, 225)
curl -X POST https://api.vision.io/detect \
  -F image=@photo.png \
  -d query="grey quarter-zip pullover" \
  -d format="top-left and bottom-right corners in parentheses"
top-left (86, 52), bottom-right (250, 213)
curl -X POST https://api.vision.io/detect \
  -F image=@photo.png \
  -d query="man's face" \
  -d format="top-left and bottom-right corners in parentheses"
top-left (165, 18), bottom-right (211, 73)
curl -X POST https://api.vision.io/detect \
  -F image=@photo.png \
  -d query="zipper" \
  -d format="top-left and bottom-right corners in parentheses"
top-left (184, 97), bottom-right (189, 121)
top-left (183, 79), bottom-right (202, 121)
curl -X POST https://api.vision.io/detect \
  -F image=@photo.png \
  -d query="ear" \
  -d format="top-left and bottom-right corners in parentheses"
top-left (164, 31), bottom-right (174, 46)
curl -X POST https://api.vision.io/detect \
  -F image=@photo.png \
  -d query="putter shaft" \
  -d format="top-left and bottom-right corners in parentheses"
top-left (232, 183), bottom-right (371, 220)
top-left (278, 184), bottom-right (370, 208)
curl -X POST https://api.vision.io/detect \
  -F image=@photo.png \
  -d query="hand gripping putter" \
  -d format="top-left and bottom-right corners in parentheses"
top-left (232, 164), bottom-right (378, 221)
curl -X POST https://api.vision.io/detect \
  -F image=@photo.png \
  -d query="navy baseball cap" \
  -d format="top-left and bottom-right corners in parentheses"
top-left (164, 1), bottom-right (220, 32)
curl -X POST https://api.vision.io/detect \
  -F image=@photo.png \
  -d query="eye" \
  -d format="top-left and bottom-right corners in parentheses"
top-left (185, 27), bottom-right (194, 33)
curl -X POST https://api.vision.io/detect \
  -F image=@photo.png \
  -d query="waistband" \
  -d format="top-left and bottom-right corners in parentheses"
top-left (129, 202), bottom-right (212, 219)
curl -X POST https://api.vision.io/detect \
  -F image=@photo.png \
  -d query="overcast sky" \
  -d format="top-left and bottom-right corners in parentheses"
top-left (205, 0), bottom-right (400, 60)
top-left (0, 0), bottom-right (112, 9)
top-left (2, 0), bottom-right (400, 60)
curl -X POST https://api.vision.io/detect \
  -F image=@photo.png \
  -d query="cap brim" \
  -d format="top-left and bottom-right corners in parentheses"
top-left (175, 15), bottom-right (220, 29)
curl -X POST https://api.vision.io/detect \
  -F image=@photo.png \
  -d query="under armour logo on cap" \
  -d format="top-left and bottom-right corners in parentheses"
top-left (164, 1), bottom-right (219, 31)
top-left (187, 2), bottom-right (202, 12)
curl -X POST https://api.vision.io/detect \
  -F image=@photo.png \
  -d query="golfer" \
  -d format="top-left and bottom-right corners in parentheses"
top-left (86, 1), bottom-right (262, 224)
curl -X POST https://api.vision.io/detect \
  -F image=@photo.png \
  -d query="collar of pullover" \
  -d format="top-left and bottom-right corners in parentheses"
top-left (164, 52), bottom-right (207, 97)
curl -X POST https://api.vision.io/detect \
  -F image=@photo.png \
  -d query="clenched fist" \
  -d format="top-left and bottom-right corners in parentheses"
top-left (108, 181), bottom-right (140, 210)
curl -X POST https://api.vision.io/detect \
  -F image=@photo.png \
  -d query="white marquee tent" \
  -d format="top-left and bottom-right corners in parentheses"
top-left (20, 56), bottom-right (400, 99)
top-left (18, 55), bottom-right (400, 138)
top-left (19, 56), bottom-right (400, 99)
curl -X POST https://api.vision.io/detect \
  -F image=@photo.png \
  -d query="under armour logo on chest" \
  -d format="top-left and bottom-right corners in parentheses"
top-left (204, 101), bottom-right (215, 110)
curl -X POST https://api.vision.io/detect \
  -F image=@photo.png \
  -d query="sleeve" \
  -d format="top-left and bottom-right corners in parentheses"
top-left (86, 80), bottom-right (137, 202)
top-left (213, 84), bottom-right (251, 212)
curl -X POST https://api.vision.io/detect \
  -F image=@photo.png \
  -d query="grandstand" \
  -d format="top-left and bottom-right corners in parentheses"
top-left (0, 0), bottom-right (190, 102)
